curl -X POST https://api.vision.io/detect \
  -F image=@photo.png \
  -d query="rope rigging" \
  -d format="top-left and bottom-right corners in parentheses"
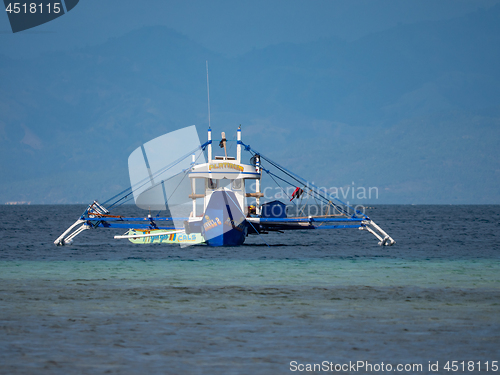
top-left (105, 143), bottom-right (205, 209)
top-left (96, 137), bottom-right (366, 219)
top-left (240, 142), bottom-right (368, 219)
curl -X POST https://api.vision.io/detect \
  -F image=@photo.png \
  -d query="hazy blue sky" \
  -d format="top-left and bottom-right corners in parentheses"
top-left (1, 0), bottom-right (499, 58)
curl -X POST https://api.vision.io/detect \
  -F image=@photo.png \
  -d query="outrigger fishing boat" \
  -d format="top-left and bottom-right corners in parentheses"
top-left (55, 125), bottom-right (395, 247)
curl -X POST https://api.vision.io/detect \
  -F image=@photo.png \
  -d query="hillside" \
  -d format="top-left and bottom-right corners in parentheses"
top-left (1, 6), bottom-right (499, 204)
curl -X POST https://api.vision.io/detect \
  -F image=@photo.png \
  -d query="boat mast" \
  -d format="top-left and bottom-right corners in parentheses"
top-left (206, 60), bottom-right (212, 162)
top-left (237, 125), bottom-right (241, 163)
top-left (255, 154), bottom-right (261, 215)
top-left (207, 127), bottom-right (212, 162)
top-left (191, 153), bottom-right (197, 217)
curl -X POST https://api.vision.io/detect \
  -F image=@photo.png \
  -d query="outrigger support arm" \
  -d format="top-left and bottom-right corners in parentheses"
top-left (54, 219), bottom-right (88, 246)
top-left (54, 200), bottom-right (109, 246)
top-left (360, 220), bottom-right (396, 246)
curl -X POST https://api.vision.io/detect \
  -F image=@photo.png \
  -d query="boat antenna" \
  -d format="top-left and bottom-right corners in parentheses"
top-left (206, 60), bottom-right (211, 129)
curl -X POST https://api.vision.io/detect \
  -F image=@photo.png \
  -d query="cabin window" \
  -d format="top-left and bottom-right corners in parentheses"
top-left (231, 179), bottom-right (242, 190)
top-left (207, 178), bottom-right (218, 190)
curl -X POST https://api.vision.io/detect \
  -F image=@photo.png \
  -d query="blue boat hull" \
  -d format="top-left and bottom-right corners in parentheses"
top-left (202, 190), bottom-right (248, 247)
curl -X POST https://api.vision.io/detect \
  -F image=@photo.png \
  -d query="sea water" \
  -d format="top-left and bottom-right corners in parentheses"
top-left (0, 205), bottom-right (499, 374)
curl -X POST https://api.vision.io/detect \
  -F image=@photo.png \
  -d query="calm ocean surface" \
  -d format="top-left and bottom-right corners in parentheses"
top-left (0, 205), bottom-right (499, 374)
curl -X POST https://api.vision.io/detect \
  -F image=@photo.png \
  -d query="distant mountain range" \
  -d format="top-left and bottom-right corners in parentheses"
top-left (1, 5), bottom-right (499, 204)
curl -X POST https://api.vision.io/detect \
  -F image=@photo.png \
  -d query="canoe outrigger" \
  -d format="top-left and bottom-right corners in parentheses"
top-left (55, 125), bottom-right (395, 247)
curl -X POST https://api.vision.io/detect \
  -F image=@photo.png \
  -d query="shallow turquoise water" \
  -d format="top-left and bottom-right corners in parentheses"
top-left (1, 259), bottom-right (499, 374)
top-left (1, 258), bottom-right (500, 288)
